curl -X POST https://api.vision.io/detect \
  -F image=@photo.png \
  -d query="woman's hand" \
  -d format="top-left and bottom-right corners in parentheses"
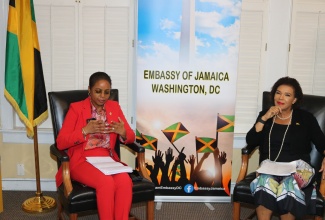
top-left (255, 106), bottom-right (282, 132)
top-left (108, 117), bottom-right (126, 139)
top-left (83, 119), bottom-right (109, 135)
top-left (82, 117), bottom-right (126, 139)
top-left (319, 157), bottom-right (325, 180)
top-left (262, 106), bottom-right (282, 121)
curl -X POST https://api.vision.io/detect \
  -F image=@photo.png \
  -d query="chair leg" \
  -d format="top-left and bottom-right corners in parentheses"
top-left (146, 200), bottom-right (154, 220)
top-left (233, 201), bottom-right (241, 220)
top-left (69, 213), bottom-right (77, 220)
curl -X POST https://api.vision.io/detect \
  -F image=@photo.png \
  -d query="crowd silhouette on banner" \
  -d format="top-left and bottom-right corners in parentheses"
top-left (145, 147), bottom-right (227, 188)
top-left (137, 114), bottom-right (234, 196)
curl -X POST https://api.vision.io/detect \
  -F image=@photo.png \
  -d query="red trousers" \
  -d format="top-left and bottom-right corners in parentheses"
top-left (70, 148), bottom-right (132, 220)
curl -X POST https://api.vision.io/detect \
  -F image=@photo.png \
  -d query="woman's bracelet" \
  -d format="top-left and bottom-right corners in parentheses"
top-left (258, 117), bottom-right (266, 124)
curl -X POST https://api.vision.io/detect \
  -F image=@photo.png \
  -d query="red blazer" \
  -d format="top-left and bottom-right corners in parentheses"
top-left (55, 97), bottom-right (135, 186)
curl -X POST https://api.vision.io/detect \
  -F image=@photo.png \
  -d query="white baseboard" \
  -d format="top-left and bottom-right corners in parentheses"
top-left (2, 178), bottom-right (56, 191)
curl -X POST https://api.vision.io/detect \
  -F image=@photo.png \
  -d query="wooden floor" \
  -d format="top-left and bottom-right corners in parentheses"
top-left (0, 190), bottom-right (315, 220)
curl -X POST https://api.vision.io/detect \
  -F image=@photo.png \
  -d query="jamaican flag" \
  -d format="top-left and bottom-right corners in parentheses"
top-left (5, 0), bottom-right (48, 138)
top-left (216, 114), bottom-right (234, 132)
top-left (140, 134), bottom-right (158, 151)
top-left (162, 122), bottom-right (189, 143)
top-left (195, 137), bottom-right (217, 153)
top-left (136, 129), bottom-right (143, 142)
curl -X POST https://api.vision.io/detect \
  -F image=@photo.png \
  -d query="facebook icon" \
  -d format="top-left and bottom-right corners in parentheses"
top-left (184, 184), bottom-right (194, 193)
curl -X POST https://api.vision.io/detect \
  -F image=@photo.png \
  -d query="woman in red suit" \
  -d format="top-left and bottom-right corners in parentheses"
top-left (55, 71), bottom-right (135, 220)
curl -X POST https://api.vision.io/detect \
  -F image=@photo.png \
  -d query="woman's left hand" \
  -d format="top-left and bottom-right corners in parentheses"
top-left (319, 157), bottom-right (325, 180)
top-left (108, 117), bottom-right (126, 139)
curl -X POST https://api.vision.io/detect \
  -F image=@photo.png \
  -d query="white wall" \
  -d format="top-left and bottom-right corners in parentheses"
top-left (264, 0), bottom-right (292, 89)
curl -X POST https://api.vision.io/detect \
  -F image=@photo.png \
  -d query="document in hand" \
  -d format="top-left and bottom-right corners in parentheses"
top-left (256, 159), bottom-right (296, 176)
top-left (86, 156), bottom-right (133, 175)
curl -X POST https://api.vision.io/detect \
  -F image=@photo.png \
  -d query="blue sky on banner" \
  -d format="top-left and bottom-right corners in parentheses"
top-left (138, 0), bottom-right (242, 70)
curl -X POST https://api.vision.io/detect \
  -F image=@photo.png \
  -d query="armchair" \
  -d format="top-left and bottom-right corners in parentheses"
top-left (233, 91), bottom-right (325, 220)
top-left (48, 89), bottom-right (155, 220)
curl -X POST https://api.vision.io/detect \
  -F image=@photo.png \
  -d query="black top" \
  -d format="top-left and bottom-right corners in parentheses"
top-left (246, 109), bottom-right (325, 165)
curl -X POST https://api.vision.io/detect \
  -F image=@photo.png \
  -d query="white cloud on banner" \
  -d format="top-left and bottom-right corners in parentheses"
top-left (137, 42), bottom-right (179, 69)
top-left (196, 12), bottom-right (240, 46)
top-left (160, 18), bottom-right (177, 30)
top-left (137, 0), bottom-right (241, 70)
top-left (200, 0), bottom-right (242, 16)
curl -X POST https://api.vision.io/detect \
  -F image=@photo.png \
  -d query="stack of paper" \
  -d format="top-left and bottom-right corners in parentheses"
top-left (256, 160), bottom-right (296, 176)
top-left (86, 156), bottom-right (133, 175)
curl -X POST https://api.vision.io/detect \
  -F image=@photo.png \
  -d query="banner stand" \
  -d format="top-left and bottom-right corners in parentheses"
top-left (137, 0), bottom-right (242, 202)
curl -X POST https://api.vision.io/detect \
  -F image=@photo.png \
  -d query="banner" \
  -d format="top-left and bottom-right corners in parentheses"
top-left (4, 0), bottom-right (48, 138)
top-left (137, 0), bottom-right (242, 201)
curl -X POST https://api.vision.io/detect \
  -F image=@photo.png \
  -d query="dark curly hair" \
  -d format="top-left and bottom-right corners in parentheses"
top-left (89, 71), bottom-right (112, 89)
top-left (270, 76), bottom-right (303, 109)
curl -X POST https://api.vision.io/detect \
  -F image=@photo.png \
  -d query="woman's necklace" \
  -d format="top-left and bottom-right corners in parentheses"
top-left (268, 110), bottom-right (293, 161)
top-left (276, 111), bottom-right (293, 120)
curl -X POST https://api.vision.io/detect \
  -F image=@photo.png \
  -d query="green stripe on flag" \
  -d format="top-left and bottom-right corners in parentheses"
top-left (162, 122), bottom-right (189, 143)
top-left (216, 115), bottom-right (235, 132)
top-left (4, 0), bottom-right (48, 138)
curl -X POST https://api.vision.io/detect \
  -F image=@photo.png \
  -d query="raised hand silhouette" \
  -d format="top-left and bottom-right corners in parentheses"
top-left (190, 152), bottom-right (211, 186)
top-left (178, 153), bottom-right (189, 185)
top-left (169, 148), bottom-right (189, 186)
top-left (187, 154), bottom-right (195, 178)
top-left (160, 147), bottom-right (174, 186)
top-left (165, 147), bottom-right (174, 164)
top-left (170, 155), bottom-right (181, 185)
top-left (150, 150), bottom-right (164, 186)
top-left (187, 154), bottom-right (195, 165)
top-left (152, 150), bottom-right (164, 166)
top-left (219, 151), bottom-right (227, 165)
top-left (213, 149), bottom-right (227, 187)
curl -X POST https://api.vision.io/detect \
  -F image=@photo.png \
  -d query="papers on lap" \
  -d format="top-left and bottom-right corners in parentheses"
top-left (86, 156), bottom-right (133, 175)
top-left (256, 159), bottom-right (296, 176)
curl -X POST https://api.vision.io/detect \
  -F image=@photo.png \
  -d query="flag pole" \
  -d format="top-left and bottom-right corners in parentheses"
top-left (22, 126), bottom-right (56, 213)
top-left (170, 142), bottom-right (180, 153)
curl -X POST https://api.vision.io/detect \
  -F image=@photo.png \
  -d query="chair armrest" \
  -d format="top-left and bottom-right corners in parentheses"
top-left (50, 144), bottom-right (73, 197)
top-left (50, 144), bottom-right (69, 162)
top-left (61, 161), bottom-right (73, 197)
top-left (124, 142), bottom-right (145, 153)
top-left (124, 142), bottom-right (152, 182)
top-left (241, 145), bottom-right (256, 155)
top-left (236, 145), bottom-right (257, 183)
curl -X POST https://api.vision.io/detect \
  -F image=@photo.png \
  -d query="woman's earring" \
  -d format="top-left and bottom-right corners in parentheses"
top-left (88, 92), bottom-right (90, 96)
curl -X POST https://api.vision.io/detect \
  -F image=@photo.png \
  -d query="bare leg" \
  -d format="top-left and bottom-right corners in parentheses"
top-left (256, 205), bottom-right (272, 220)
top-left (280, 212), bottom-right (295, 220)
